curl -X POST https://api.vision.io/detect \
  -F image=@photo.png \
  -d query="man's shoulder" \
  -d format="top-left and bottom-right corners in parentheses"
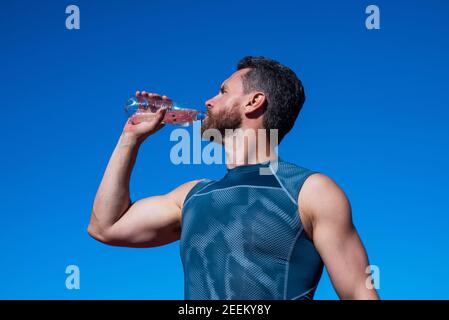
top-left (299, 172), bottom-right (351, 221)
top-left (274, 157), bottom-right (350, 220)
top-left (301, 173), bottom-right (346, 199)
top-left (180, 178), bottom-right (215, 207)
top-left (276, 158), bottom-right (346, 192)
top-left (165, 179), bottom-right (212, 209)
top-left (274, 157), bottom-right (317, 177)
top-left (270, 157), bottom-right (319, 201)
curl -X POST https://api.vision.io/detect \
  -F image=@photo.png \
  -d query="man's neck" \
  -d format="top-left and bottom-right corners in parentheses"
top-left (223, 129), bottom-right (278, 169)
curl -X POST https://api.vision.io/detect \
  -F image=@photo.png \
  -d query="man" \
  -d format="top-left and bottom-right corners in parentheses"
top-left (88, 56), bottom-right (379, 300)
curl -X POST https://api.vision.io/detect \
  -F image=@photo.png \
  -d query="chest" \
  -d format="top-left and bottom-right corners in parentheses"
top-left (180, 186), bottom-right (302, 258)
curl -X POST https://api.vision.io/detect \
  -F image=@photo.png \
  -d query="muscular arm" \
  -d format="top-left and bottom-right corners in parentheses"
top-left (88, 92), bottom-right (201, 248)
top-left (89, 176), bottom-right (200, 248)
top-left (299, 174), bottom-right (379, 300)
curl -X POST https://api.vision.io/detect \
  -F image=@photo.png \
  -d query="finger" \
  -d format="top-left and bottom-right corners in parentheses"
top-left (154, 106), bottom-right (167, 121)
top-left (148, 93), bottom-right (163, 100)
top-left (142, 107), bottom-right (164, 124)
top-left (162, 95), bottom-right (172, 101)
top-left (157, 105), bottom-right (168, 116)
top-left (136, 90), bottom-right (141, 97)
top-left (141, 91), bottom-right (148, 96)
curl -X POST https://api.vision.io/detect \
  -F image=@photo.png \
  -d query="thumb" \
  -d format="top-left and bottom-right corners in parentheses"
top-left (157, 106), bottom-right (168, 121)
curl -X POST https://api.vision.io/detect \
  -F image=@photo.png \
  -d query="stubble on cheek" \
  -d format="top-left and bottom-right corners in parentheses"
top-left (201, 103), bottom-right (242, 140)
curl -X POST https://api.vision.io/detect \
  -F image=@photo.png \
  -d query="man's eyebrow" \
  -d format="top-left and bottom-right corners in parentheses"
top-left (220, 83), bottom-right (229, 91)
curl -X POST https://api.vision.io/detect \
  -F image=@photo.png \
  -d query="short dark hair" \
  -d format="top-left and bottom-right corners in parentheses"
top-left (237, 56), bottom-right (306, 142)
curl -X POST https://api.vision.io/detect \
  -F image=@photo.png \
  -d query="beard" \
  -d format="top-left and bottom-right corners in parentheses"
top-left (200, 104), bottom-right (242, 143)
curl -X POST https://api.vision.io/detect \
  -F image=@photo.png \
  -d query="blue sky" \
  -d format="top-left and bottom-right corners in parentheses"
top-left (0, 0), bottom-right (448, 299)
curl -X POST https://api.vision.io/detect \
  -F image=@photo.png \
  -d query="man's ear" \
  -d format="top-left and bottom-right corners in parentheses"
top-left (245, 92), bottom-right (266, 114)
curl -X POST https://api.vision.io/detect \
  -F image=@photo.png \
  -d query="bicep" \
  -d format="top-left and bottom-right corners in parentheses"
top-left (98, 179), bottom-right (202, 248)
top-left (104, 195), bottom-right (181, 248)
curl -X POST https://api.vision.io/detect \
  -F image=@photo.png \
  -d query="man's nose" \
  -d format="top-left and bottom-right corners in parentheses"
top-left (205, 97), bottom-right (214, 108)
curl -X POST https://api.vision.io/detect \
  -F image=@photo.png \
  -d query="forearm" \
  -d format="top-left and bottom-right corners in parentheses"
top-left (90, 133), bottom-right (141, 231)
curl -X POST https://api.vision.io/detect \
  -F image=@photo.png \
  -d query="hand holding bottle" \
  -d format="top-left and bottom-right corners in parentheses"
top-left (125, 92), bottom-right (206, 127)
top-left (122, 91), bottom-right (169, 143)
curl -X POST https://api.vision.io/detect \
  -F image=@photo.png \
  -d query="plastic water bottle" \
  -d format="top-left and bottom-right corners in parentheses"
top-left (124, 96), bottom-right (206, 126)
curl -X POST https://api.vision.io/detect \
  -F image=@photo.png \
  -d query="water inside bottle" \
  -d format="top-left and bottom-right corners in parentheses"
top-left (126, 96), bottom-right (206, 126)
